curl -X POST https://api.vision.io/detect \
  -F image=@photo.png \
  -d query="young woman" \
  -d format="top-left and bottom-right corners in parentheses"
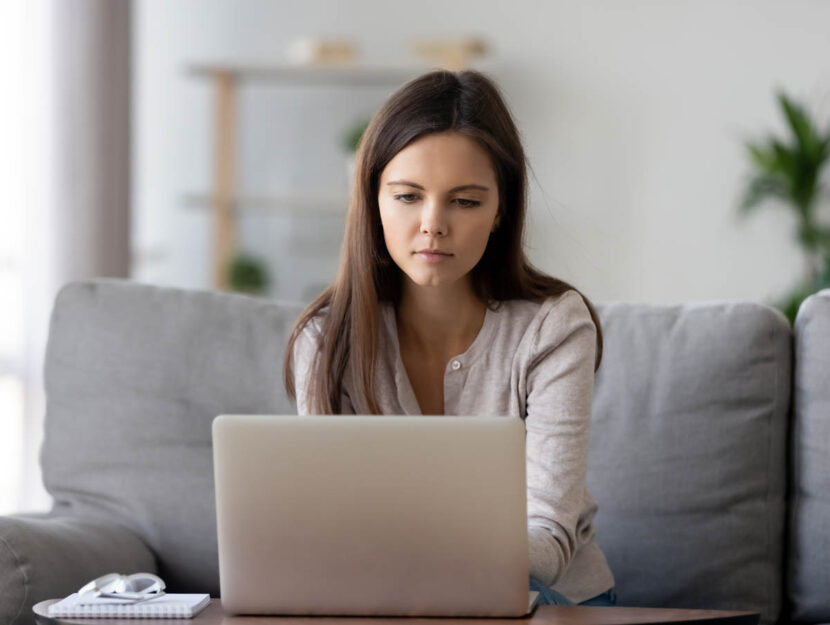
top-left (283, 69), bottom-right (616, 606)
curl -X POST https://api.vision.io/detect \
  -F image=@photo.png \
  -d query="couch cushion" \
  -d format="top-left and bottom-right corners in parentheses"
top-left (40, 279), bottom-right (303, 596)
top-left (788, 288), bottom-right (830, 623)
top-left (0, 513), bottom-right (157, 625)
top-left (588, 299), bottom-right (791, 625)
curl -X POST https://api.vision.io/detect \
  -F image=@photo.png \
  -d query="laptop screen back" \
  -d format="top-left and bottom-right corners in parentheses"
top-left (213, 414), bottom-right (530, 617)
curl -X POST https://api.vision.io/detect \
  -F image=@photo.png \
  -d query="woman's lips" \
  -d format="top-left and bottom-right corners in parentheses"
top-left (414, 250), bottom-right (453, 263)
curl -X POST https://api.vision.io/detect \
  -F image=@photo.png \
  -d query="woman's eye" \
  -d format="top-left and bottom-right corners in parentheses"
top-left (391, 194), bottom-right (480, 207)
top-left (393, 194), bottom-right (418, 203)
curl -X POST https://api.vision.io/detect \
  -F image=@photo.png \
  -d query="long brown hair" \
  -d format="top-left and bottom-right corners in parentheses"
top-left (283, 69), bottom-right (604, 414)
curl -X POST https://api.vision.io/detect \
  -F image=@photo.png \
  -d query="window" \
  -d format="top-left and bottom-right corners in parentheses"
top-left (0, 0), bottom-right (52, 514)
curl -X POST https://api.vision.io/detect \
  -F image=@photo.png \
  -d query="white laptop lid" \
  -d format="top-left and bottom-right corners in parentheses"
top-left (212, 414), bottom-right (537, 617)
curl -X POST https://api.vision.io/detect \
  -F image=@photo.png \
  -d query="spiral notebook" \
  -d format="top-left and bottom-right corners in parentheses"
top-left (47, 592), bottom-right (210, 619)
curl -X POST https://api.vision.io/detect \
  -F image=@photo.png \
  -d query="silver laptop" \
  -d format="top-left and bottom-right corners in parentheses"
top-left (212, 414), bottom-right (540, 617)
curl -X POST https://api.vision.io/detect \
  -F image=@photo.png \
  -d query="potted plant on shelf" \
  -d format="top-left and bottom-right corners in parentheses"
top-left (228, 252), bottom-right (270, 296)
top-left (737, 89), bottom-right (830, 325)
top-left (340, 117), bottom-right (370, 189)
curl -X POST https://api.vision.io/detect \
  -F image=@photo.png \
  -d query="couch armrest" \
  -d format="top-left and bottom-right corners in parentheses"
top-left (0, 513), bottom-right (157, 625)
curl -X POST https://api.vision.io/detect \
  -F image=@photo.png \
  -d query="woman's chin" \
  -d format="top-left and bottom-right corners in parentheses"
top-left (405, 271), bottom-right (468, 290)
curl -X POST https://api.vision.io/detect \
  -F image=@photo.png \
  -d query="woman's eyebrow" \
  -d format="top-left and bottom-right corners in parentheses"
top-left (386, 180), bottom-right (490, 192)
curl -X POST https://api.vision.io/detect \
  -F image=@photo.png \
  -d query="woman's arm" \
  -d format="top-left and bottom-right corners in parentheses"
top-left (524, 291), bottom-right (598, 587)
top-left (292, 320), bottom-right (356, 415)
top-left (292, 321), bottom-right (318, 415)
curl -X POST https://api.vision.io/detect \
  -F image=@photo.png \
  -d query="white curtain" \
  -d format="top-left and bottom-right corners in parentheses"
top-left (0, 0), bottom-right (131, 515)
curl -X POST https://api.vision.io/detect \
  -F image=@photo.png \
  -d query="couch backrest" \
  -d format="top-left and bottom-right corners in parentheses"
top-left (41, 279), bottom-right (797, 624)
top-left (588, 299), bottom-right (791, 625)
top-left (787, 289), bottom-right (830, 623)
top-left (41, 279), bottom-right (303, 595)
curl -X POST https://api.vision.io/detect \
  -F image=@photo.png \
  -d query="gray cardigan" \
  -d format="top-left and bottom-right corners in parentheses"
top-left (293, 289), bottom-right (615, 603)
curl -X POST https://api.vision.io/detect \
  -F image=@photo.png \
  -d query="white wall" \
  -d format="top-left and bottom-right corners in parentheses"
top-left (133, 0), bottom-right (830, 306)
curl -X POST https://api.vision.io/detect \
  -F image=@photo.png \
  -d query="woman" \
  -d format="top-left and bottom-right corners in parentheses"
top-left (283, 69), bottom-right (616, 606)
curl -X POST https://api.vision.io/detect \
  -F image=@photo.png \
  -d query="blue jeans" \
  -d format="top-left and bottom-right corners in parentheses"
top-left (529, 576), bottom-right (617, 606)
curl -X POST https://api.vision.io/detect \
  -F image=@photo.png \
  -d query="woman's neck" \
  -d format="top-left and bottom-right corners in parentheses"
top-left (396, 280), bottom-right (487, 358)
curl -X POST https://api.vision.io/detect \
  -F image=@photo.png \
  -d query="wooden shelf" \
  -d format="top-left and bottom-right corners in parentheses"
top-left (184, 61), bottom-right (490, 85)
top-left (184, 191), bottom-right (349, 214)
top-left (186, 56), bottom-right (495, 289)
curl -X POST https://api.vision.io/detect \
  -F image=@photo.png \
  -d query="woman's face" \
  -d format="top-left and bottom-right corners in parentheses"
top-left (377, 131), bottom-right (500, 291)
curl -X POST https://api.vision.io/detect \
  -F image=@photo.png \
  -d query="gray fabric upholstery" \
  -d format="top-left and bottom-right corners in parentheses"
top-left (788, 289), bottom-right (830, 623)
top-left (0, 513), bottom-right (156, 625)
top-left (40, 279), bottom-right (303, 597)
top-left (2, 278), bottom-right (829, 625)
top-left (588, 300), bottom-right (791, 625)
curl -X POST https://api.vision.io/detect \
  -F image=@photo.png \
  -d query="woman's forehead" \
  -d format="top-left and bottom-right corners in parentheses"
top-left (380, 133), bottom-right (496, 188)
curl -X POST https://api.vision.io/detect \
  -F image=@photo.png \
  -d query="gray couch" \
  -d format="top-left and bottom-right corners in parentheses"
top-left (1, 279), bottom-right (828, 625)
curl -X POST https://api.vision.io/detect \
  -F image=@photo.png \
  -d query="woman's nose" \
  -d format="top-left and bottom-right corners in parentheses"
top-left (420, 202), bottom-right (447, 236)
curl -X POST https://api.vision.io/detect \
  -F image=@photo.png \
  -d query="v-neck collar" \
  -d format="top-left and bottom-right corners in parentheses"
top-left (381, 301), bottom-right (497, 415)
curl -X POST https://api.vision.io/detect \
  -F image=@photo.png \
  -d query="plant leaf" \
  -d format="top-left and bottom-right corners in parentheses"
top-left (778, 91), bottom-right (821, 163)
top-left (745, 142), bottom-right (777, 174)
top-left (738, 174), bottom-right (790, 214)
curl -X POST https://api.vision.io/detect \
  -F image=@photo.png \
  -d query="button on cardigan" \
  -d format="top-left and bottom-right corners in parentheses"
top-left (292, 289), bottom-right (615, 602)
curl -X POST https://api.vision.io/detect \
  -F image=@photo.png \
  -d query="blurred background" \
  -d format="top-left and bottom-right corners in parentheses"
top-left (1, 0), bottom-right (829, 515)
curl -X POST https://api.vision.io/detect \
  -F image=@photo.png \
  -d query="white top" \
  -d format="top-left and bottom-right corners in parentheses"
top-left (292, 289), bottom-right (615, 602)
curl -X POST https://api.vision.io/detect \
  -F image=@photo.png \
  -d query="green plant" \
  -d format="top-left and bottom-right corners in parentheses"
top-left (341, 118), bottom-right (370, 152)
top-left (738, 90), bottom-right (830, 326)
top-left (228, 252), bottom-right (269, 295)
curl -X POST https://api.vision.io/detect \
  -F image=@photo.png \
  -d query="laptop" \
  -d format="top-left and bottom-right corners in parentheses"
top-left (212, 414), bottom-right (540, 617)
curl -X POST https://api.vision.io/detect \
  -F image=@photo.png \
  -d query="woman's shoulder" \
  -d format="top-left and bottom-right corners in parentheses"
top-left (495, 290), bottom-right (592, 327)
top-left (540, 289), bottom-right (593, 322)
top-left (292, 307), bottom-right (329, 360)
top-left (490, 291), bottom-right (595, 354)
top-left (297, 304), bottom-right (331, 334)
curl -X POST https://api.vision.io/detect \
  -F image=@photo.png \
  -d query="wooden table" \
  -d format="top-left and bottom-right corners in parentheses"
top-left (34, 598), bottom-right (760, 625)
